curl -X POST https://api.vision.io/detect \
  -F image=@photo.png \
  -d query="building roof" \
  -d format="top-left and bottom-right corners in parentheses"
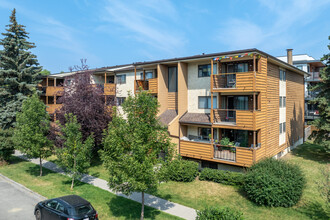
top-left (179, 112), bottom-right (211, 125)
top-left (134, 48), bottom-right (306, 76)
top-left (159, 110), bottom-right (178, 126)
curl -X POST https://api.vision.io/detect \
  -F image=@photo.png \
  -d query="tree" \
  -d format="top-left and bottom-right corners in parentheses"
top-left (55, 70), bottom-right (113, 154)
top-left (56, 113), bottom-right (94, 190)
top-left (101, 91), bottom-right (174, 220)
top-left (0, 128), bottom-right (14, 163)
top-left (310, 36), bottom-right (330, 153)
top-left (40, 69), bottom-right (50, 76)
top-left (0, 9), bottom-right (42, 129)
top-left (13, 93), bottom-right (52, 176)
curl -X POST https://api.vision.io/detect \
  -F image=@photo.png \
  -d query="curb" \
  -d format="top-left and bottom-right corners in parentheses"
top-left (0, 173), bottom-right (47, 201)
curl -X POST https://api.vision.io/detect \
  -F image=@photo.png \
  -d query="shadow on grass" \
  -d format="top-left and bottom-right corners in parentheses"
top-left (26, 164), bottom-right (52, 177)
top-left (107, 195), bottom-right (165, 220)
top-left (297, 201), bottom-right (329, 220)
top-left (147, 188), bottom-right (173, 201)
top-left (61, 178), bottom-right (86, 188)
top-left (9, 155), bottom-right (25, 164)
top-left (292, 142), bottom-right (329, 164)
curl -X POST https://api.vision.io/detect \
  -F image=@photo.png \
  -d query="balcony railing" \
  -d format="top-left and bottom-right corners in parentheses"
top-left (306, 72), bottom-right (321, 81)
top-left (212, 71), bottom-right (255, 91)
top-left (213, 109), bottom-right (236, 125)
top-left (214, 145), bottom-right (236, 161)
top-left (135, 78), bottom-right (158, 93)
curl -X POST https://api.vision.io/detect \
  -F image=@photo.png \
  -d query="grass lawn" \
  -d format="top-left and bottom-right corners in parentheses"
top-left (0, 156), bottom-right (181, 220)
top-left (150, 142), bottom-right (329, 220)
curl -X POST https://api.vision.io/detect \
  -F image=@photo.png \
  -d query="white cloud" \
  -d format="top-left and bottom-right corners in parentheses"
top-left (216, 0), bottom-right (330, 50)
top-left (99, 0), bottom-right (186, 54)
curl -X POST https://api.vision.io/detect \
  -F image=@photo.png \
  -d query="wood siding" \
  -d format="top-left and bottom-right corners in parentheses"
top-left (168, 92), bottom-right (178, 110)
top-left (148, 78), bottom-right (158, 94)
top-left (46, 86), bottom-right (64, 96)
top-left (266, 62), bottom-right (280, 157)
top-left (104, 83), bottom-right (116, 96)
top-left (180, 140), bottom-right (212, 159)
top-left (46, 104), bottom-right (62, 114)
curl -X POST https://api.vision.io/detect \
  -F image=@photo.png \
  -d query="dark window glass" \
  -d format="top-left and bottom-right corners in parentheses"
top-left (74, 204), bottom-right (94, 215)
top-left (116, 75), bottom-right (126, 84)
top-left (48, 96), bottom-right (54, 104)
top-left (168, 67), bottom-right (178, 92)
top-left (283, 122), bottom-right (286, 133)
top-left (279, 123), bottom-right (282, 134)
top-left (116, 97), bottom-right (126, 106)
top-left (198, 64), bottom-right (217, 77)
top-left (234, 96), bottom-right (248, 110)
top-left (56, 203), bottom-right (65, 213)
top-left (198, 127), bottom-right (211, 140)
top-left (283, 97), bottom-right (286, 107)
top-left (46, 200), bottom-right (58, 209)
top-left (198, 96), bottom-right (217, 109)
top-left (279, 97), bottom-right (283, 108)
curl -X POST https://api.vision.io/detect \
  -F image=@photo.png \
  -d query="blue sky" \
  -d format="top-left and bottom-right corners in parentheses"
top-left (0, 0), bottom-right (329, 73)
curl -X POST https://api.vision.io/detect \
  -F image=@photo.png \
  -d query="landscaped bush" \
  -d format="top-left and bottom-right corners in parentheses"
top-left (196, 207), bottom-right (244, 220)
top-left (0, 128), bottom-right (15, 162)
top-left (199, 168), bottom-right (245, 186)
top-left (243, 158), bottom-right (305, 207)
top-left (166, 159), bottom-right (199, 182)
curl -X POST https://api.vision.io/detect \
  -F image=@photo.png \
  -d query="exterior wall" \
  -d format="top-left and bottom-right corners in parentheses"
top-left (178, 62), bottom-right (188, 116)
top-left (157, 64), bottom-right (168, 115)
top-left (266, 62), bottom-right (280, 157)
top-left (187, 62), bottom-right (218, 113)
top-left (116, 71), bottom-right (135, 97)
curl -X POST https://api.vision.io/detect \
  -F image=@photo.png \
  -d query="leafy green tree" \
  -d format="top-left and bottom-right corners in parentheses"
top-left (0, 9), bottom-right (42, 129)
top-left (101, 91), bottom-right (174, 220)
top-left (40, 69), bottom-right (50, 76)
top-left (13, 93), bottom-right (52, 176)
top-left (311, 36), bottom-right (330, 153)
top-left (57, 113), bottom-right (94, 190)
top-left (0, 128), bottom-right (15, 163)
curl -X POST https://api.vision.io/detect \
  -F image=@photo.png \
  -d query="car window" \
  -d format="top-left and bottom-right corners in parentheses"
top-left (56, 203), bottom-right (65, 213)
top-left (46, 200), bottom-right (58, 209)
top-left (75, 204), bottom-right (93, 215)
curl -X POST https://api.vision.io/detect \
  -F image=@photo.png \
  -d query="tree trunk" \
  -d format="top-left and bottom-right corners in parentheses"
top-left (71, 157), bottom-right (76, 190)
top-left (39, 156), bottom-right (42, 176)
top-left (140, 191), bottom-right (144, 220)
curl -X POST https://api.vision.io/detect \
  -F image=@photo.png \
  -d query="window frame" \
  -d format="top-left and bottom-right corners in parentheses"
top-left (198, 96), bottom-right (217, 109)
top-left (116, 74), bottom-right (126, 84)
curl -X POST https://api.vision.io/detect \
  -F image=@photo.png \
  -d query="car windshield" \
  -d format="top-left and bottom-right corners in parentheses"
top-left (74, 204), bottom-right (93, 215)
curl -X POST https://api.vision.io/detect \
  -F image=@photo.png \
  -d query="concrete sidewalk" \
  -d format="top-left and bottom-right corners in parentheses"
top-left (14, 151), bottom-right (197, 220)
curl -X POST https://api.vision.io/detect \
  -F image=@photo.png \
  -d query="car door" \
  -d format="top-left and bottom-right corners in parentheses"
top-left (43, 200), bottom-right (59, 220)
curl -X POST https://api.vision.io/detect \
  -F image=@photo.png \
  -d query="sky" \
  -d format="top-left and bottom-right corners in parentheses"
top-left (0, 0), bottom-right (329, 73)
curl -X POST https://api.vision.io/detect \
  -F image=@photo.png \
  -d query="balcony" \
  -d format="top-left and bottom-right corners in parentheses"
top-left (46, 104), bottom-right (62, 114)
top-left (104, 83), bottom-right (116, 96)
top-left (46, 86), bottom-right (64, 96)
top-left (214, 145), bottom-right (236, 161)
top-left (306, 72), bottom-right (321, 82)
top-left (135, 78), bottom-right (158, 94)
top-left (212, 71), bottom-right (255, 92)
top-left (213, 109), bottom-right (258, 130)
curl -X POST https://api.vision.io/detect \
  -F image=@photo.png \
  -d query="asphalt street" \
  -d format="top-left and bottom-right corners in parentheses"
top-left (0, 174), bottom-right (45, 220)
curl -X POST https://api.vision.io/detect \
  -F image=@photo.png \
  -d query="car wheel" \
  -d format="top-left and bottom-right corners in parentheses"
top-left (35, 209), bottom-right (41, 220)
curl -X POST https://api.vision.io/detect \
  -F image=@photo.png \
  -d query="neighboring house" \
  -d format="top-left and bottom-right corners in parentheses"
top-left (277, 50), bottom-right (325, 122)
top-left (41, 48), bottom-right (306, 168)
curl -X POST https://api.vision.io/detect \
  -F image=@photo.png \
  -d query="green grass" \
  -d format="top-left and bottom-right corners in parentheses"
top-left (0, 156), bottom-right (181, 220)
top-left (150, 142), bottom-right (329, 220)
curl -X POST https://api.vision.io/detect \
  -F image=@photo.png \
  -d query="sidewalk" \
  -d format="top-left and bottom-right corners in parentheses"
top-left (14, 151), bottom-right (197, 220)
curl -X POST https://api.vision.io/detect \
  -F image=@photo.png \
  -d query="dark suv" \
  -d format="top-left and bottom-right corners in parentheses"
top-left (34, 195), bottom-right (98, 220)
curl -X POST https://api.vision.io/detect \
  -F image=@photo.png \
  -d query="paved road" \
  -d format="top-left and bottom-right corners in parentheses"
top-left (0, 174), bottom-right (46, 220)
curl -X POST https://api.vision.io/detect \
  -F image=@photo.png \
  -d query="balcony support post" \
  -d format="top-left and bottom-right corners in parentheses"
top-left (143, 70), bottom-right (145, 81)
top-left (134, 66), bottom-right (137, 93)
top-left (253, 131), bottom-right (256, 148)
top-left (105, 72), bottom-right (107, 84)
top-left (46, 77), bottom-right (48, 87)
top-left (54, 78), bottom-right (56, 87)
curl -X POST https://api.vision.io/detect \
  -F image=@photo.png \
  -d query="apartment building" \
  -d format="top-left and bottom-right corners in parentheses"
top-left (41, 48), bottom-right (305, 168)
top-left (277, 50), bottom-right (325, 122)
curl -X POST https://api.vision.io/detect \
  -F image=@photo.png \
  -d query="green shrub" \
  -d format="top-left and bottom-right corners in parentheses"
top-left (166, 159), bottom-right (199, 182)
top-left (196, 207), bottom-right (244, 220)
top-left (243, 158), bottom-right (305, 207)
top-left (199, 168), bottom-right (244, 186)
top-left (0, 128), bottom-right (15, 162)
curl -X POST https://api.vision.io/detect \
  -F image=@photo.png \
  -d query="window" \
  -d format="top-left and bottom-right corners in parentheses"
top-left (106, 75), bottom-right (115, 83)
top-left (198, 127), bottom-right (211, 140)
top-left (116, 75), bottom-right (126, 84)
top-left (279, 96), bottom-right (286, 108)
top-left (198, 96), bottom-right (217, 109)
top-left (283, 122), bottom-right (286, 133)
top-left (295, 65), bottom-right (303, 70)
top-left (234, 96), bottom-right (248, 110)
top-left (280, 69), bottom-right (286, 81)
top-left (139, 72), bottom-right (154, 80)
top-left (48, 96), bottom-right (54, 104)
top-left (116, 97), bottom-right (126, 106)
top-left (46, 200), bottom-right (58, 209)
top-left (198, 64), bottom-right (217, 77)
top-left (56, 203), bottom-right (65, 213)
top-left (279, 123), bottom-right (283, 134)
top-left (168, 67), bottom-right (178, 92)
top-left (223, 63), bottom-right (248, 73)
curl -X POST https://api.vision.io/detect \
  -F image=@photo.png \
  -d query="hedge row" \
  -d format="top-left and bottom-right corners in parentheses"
top-left (199, 168), bottom-right (245, 186)
top-left (196, 206), bottom-right (244, 220)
